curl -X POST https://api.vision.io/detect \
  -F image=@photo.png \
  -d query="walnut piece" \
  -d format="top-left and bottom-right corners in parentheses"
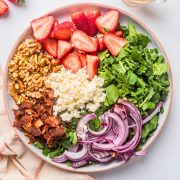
top-left (8, 39), bottom-right (60, 104)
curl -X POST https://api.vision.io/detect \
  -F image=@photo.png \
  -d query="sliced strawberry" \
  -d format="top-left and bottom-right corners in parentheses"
top-left (62, 53), bottom-right (82, 73)
top-left (0, 0), bottom-right (9, 16)
top-left (49, 19), bottom-right (59, 38)
top-left (74, 50), bottom-right (86, 67)
top-left (97, 34), bottom-right (106, 51)
top-left (86, 55), bottom-right (100, 80)
top-left (71, 30), bottom-right (97, 53)
top-left (54, 21), bottom-right (76, 40)
top-left (71, 12), bottom-right (89, 35)
top-left (89, 37), bottom-right (99, 55)
top-left (42, 38), bottom-right (58, 58)
top-left (84, 10), bottom-right (100, 36)
top-left (96, 10), bottom-right (119, 34)
top-left (114, 30), bottom-right (123, 37)
top-left (31, 16), bottom-right (54, 42)
top-left (57, 40), bottom-right (73, 60)
top-left (97, 34), bottom-right (104, 39)
top-left (103, 33), bottom-right (127, 56)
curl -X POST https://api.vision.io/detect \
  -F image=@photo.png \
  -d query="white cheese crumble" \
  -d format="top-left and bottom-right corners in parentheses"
top-left (45, 67), bottom-right (106, 122)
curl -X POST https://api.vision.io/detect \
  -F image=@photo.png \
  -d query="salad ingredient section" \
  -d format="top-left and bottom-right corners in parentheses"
top-left (45, 67), bottom-right (106, 122)
top-left (7, 8), bottom-right (170, 169)
top-left (8, 39), bottom-right (58, 104)
top-left (13, 89), bottom-right (65, 147)
top-left (98, 23), bottom-right (169, 116)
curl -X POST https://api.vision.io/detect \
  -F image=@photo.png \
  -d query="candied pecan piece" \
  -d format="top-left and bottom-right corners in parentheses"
top-left (44, 116), bottom-right (60, 127)
top-left (48, 126), bottom-right (64, 138)
top-left (20, 115), bottom-right (33, 124)
top-left (19, 101), bottom-right (33, 109)
top-left (29, 127), bottom-right (41, 136)
top-left (33, 103), bottom-right (46, 113)
top-left (13, 109), bottom-right (24, 117)
top-left (34, 119), bottom-right (44, 128)
top-left (41, 124), bottom-right (50, 134)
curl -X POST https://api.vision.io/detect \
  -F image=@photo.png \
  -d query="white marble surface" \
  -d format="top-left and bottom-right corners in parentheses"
top-left (0, 0), bottom-right (179, 180)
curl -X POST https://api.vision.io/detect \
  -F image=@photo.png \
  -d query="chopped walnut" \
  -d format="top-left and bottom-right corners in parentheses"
top-left (8, 39), bottom-right (61, 104)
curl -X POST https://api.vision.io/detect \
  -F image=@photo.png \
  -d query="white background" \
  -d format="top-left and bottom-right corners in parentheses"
top-left (0, 0), bottom-right (179, 180)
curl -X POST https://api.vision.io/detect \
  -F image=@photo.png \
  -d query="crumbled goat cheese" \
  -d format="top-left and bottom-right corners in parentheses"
top-left (45, 67), bottom-right (106, 122)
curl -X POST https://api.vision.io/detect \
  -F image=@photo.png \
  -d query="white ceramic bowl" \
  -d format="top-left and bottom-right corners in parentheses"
top-left (3, 3), bottom-right (173, 173)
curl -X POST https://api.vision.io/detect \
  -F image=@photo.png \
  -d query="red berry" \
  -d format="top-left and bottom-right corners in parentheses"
top-left (42, 38), bottom-right (58, 58)
top-left (0, 0), bottom-right (9, 16)
top-left (31, 16), bottom-right (54, 42)
top-left (54, 21), bottom-right (76, 40)
top-left (62, 53), bottom-right (82, 73)
top-left (57, 40), bottom-right (73, 60)
top-left (96, 10), bottom-right (119, 34)
top-left (71, 30), bottom-right (97, 53)
top-left (103, 33), bottom-right (127, 56)
top-left (86, 55), bottom-right (100, 80)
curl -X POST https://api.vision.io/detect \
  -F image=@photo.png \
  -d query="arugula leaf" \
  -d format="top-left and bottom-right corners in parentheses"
top-left (105, 84), bottom-right (119, 106)
top-left (142, 101), bottom-right (155, 111)
top-left (72, 132), bottom-right (78, 145)
top-left (137, 34), bottom-right (150, 48)
top-left (128, 22), bottom-right (137, 37)
top-left (98, 69), bottom-right (114, 86)
top-left (71, 118), bottom-right (80, 129)
top-left (34, 142), bottom-right (44, 149)
top-left (66, 161), bottom-right (73, 167)
top-left (140, 87), bottom-right (155, 107)
top-left (153, 63), bottom-right (168, 76)
top-left (141, 116), bottom-right (158, 143)
top-left (127, 23), bottom-right (138, 45)
top-left (127, 70), bottom-right (138, 85)
top-left (42, 145), bottom-right (51, 156)
top-left (131, 49), bottom-right (144, 62)
top-left (95, 106), bottom-right (109, 117)
top-left (58, 138), bottom-right (72, 149)
top-left (89, 118), bottom-right (101, 131)
top-left (117, 48), bottom-right (129, 60)
top-left (48, 149), bottom-right (60, 158)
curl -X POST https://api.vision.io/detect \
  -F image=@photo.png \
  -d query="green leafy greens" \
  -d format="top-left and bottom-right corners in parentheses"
top-left (33, 127), bottom-right (78, 159)
top-left (98, 23), bottom-right (169, 116)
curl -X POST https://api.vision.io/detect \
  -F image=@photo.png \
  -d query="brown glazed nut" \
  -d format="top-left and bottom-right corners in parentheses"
top-left (8, 39), bottom-right (60, 104)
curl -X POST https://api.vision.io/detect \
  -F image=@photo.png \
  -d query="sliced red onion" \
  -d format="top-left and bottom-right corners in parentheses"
top-left (52, 144), bottom-right (79, 163)
top-left (118, 99), bottom-right (142, 125)
top-left (69, 144), bottom-right (79, 152)
top-left (121, 151), bottom-right (134, 162)
top-left (64, 144), bottom-right (88, 162)
top-left (88, 148), bottom-right (113, 163)
top-left (114, 105), bottom-right (127, 120)
top-left (52, 154), bottom-right (68, 163)
top-left (93, 113), bottom-right (129, 150)
top-left (77, 113), bottom-right (96, 140)
top-left (135, 150), bottom-right (147, 156)
top-left (72, 160), bottom-right (89, 168)
top-left (143, 101), bottom-right (163, 124)
top-left (52, 99), bottom-right (158, 168)
top-left (88, 115), bottom-right (112, 136)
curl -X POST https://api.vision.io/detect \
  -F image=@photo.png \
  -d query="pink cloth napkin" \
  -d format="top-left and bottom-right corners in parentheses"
top-left (0, 67), bottom-right (94, 180)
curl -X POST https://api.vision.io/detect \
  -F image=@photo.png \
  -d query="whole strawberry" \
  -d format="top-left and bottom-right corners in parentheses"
top-left (8, 0), bottom-right (25, 5)
top-left (0, 0), bottom-right (9, 16)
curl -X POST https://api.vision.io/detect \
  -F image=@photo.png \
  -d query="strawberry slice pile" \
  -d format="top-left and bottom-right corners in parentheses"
top-left (30, 9), bottom-right (127, 79)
